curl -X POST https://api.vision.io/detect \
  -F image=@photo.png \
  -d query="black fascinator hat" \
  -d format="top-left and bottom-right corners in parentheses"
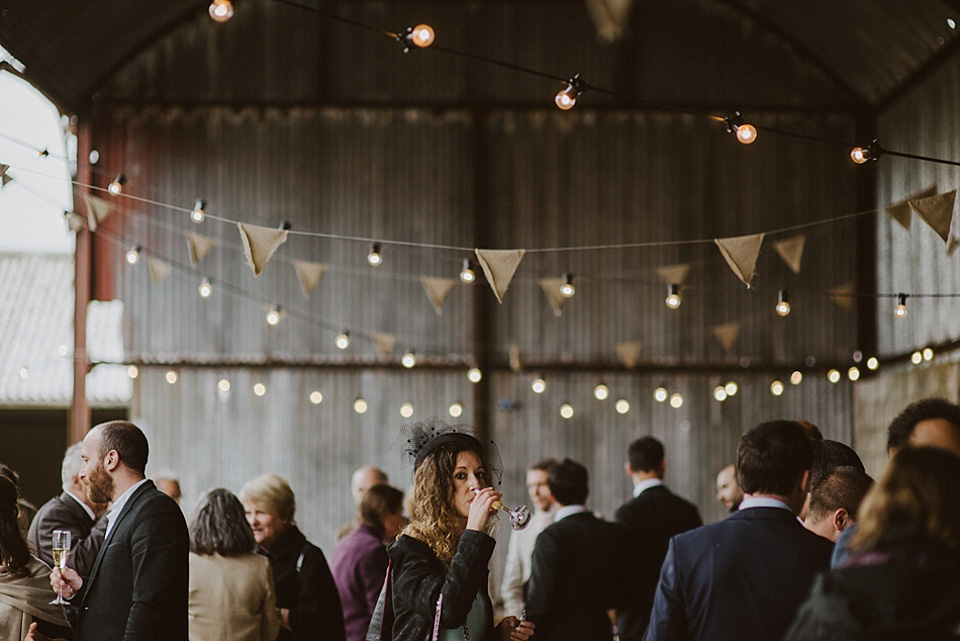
top-left (395, 416), bottom-right (503, 486)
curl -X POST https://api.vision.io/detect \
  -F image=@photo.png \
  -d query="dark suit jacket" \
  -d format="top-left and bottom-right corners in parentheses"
top-left (526, 511), bottom-right (633, 641)
top-left (614, 485), bottom-right (702, 641)
top-left (642, 507), bottom-right (833, 641)
top-left (74, 480), bottom-right (189, 641)
top-left (28, 491), bottom-right (108, 576)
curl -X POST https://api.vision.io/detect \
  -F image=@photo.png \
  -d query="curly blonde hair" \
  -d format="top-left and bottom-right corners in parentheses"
top-left (402, 444), bottom-right (493, 563)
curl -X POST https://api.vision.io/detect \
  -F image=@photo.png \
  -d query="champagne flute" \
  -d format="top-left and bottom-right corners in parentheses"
top-left (473, 489), bottom-right (532, 530)
top-left (50, 529), bottom-right (71, 605)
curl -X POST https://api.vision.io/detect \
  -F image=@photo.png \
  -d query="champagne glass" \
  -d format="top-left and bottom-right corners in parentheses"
top-left (474, 489), bottom-right (532, 530)
top-left (50, 529), bottom-right (71, 605)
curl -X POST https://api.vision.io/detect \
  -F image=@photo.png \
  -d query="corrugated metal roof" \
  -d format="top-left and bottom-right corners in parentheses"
top-left (0, 253), bottom-right (131, 406)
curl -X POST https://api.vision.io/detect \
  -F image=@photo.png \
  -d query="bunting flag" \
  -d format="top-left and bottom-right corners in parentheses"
top-left (475, 249), bottom-right (525, 303)
top-left (293, 260), bottom-right (328, 298)
top-left (909, 189), bottom-right (958, 251)
top-left (539, 278), bottom-right (568, 316)
top-left (773, 235), bottom-right (806, 274)
top-left (655, 263), bottom-right (691, 287)
top-left (0, 164), bottom-right (8, 177)
top-left (712, 322), bottom-right (740, 353)
top-left (237, 222), bottom-right (288, 277)
top-left (0, 173), bottom-right (10, 188)
top-left (146, 257), bottom-right (172, 284)
top-left (372, 332), bottom-right (398, 360)
top-left (185, 231), bottom-right (218, 267)
top-left (828, 282), bottom-right (854, 311)
top-left (714, 233), bottom-right (765, 288)
top-left (83, 194), bottom-right (113, 233)
top-left (420, 277), bottom-right (457, 316)
top-left (885, 185), bottom-right (937, 230)
top-left (509, 345), bottom-right (522, 373)
top-left (616, 341), bottom-right (643, 369)
top-left (64, 212), bottom-right (85, 232)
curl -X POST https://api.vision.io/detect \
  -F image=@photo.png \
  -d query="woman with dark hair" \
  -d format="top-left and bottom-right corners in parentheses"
top-left (0, 475), bottom-right (69, 640)
top-left (385, 418), bottom-right (535, 641)
top-left (188, 488), bottom-right (279, 641)
top-left (785, 446), bottom-right (960, 641)
top-left (330, 484), bottom-right (405, 641)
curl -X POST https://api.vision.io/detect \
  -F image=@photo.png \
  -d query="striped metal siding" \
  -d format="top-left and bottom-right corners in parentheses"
top-left (876, 55), bottom-right (960, 356)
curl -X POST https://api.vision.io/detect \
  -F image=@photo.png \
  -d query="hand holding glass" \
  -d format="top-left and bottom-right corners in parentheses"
top-left (473, 489), bottom-right (532, 530)
top-left (50, 530), bottom-right (71, 605)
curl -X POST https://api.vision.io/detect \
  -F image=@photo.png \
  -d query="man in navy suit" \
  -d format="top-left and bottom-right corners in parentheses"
top-left (49, 421), bottom-right (189, 641)
top-left (615, 437), bottom-right (702, 641)
top-left (526, 458), bottom-right (633, 641)
top-left (643, 420), bottom-right (833, 641)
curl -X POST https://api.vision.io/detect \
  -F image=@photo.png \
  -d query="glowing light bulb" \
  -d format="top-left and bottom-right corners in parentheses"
top-left (127, 365), bottom-right (139, 379)
top-left (198, 277), bottom-right (212, 298)
top-left (531, 377), bottom-right (546, 394)
top-left (559, 273), bottom-right (576, 298)
top-left (460, 259), bottom-right (475, 283)
top-left (253, 383), bottom-right (266, 396)
top-left (654, 387), bottom-right (668, 403)
top-left (108, 174), bottom-right (125, 195)
top-left (867, 357), bottom-right (879, 370)
top-left (948, 18), bottom-right (957, 29)
top-left (354, 398), bottom-right (368, 414)
top-left (19, 367), bottom-right (28, 379)
top-left (776, 290), bottom-right (791, 317)
top-left (555, 87), bottom-right (578, 110)
top-left (58, 344), bottom-right (69, 357)
top-left (218, 379), bottom-right (231, 392)
top-left (713, 386), bottom-right (728, 401)
top-left (911, 351), bottom-right (923, 365)
top-left (410, 24), bottom-right (435, 48)
top-left (401, 351), bottom-right (417, 368)
top-left (724, 381), bottom-right (738, 396)
top-left (827, 369), bottom-right (841, 383)
top-left (615, 399), bottom-right (630, 414)
top-left (669, 393), bottom-right (684, 408)
top-left (559, 403), bottom-right (574, 419)
top-left (665, 284), bottom-right (682, 310)
top-left (166, 370), bottom-right (178, 384)
top-left (400, 402), bottom-right (414, 418)
top-left (125, 245), bottom-right (141, 265)
top-left (35, 148), bottom-right (49, 158)
top-left (923, 347), bottom-right (934, 361)
top-left (850, 147), bottom-right (868, 164)
top-left (265, 306), bottom-right (281, 327)
top-left (790, 370), bottom-right (803, 385)
top-left (594, 383), bottom-right (609, 400)
top-left (770, 380), bottom-right (784, 396)
top-left (336, 332), bottom-right (350, 350)
top-left (736, 123), bottom-right (758, 145)
top-left (208, 0), bottom-right (234, 22)
top-left (191, 199), bottom-right (206, 223)
top-left (848, 367), bottom-right (860, 381)
top-left (367, 242), bottom-right (383, 267)
top-left (448, 402), bottom-right (463, 418)
top-left (467, 367), bottom-right (482, 383)
top-left (895, 293), bottom-right (908, 318)
top-left (309, 390), bottom-right (323, 404)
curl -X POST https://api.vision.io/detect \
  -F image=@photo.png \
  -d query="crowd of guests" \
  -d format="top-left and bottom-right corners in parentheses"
top-left (0, 398), bottom-right (959, 641)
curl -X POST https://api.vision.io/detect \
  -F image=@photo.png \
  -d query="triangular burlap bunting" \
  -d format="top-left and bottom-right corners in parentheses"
top-left (539, 278), bottom-right (568, 317)
top-left (372, 332), bottom-right (397, 360)
top-left (509, 346), bottom-right (522, 373)
top-left (237, 222), bottom-right (288, 278)
top-left (773, 235), bottom-right (806, 275)
top-left (475, 249), bottom-right (525, 303)
top-left (655, 263), bottom-right (691, 287)
top-left (293, 260), bottom-right (328, 298)
top-left (64, 212), bottom-right (85, 232)
top-left (0, 173), bottom-right (11, 188)
top-left (147, 257), bottom-right (172, 284)
top-left (616, 341), bottom-right (643, 369)
top-left (712, 322), bottom-right (740, 353)
top-left (420, 277), bottom-right (457, 316)
top-left (885, 185), bottom-right (937, 231)
top-left (185, 231), bottom-right (218, 267)
top-left (0, 164), bottom-right (8, 180)
top-left (83, 194), bottom-right (113, 233)
top-left (715, 233), bottom-right (764, 288)
top-left (828, 282), bottom-right (854, 311)
top-left (909, 189), bottom-right (957, 250)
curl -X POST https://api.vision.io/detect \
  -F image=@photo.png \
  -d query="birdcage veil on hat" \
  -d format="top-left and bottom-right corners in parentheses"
top-left (394, 416), bottom-right (503, 486)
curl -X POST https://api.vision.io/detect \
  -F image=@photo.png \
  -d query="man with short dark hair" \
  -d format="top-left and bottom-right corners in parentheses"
top-left (49, 421), bottom-right (189, 641)
top-left (803, 466), bottom-right (873, 542)
top-left (715, 463), bottom-right (742, 513)
top-left (526, 458), bottom-right (632, 641)
top-left (799, 439), bottom-right (865, 521)
top-left (615, 437), bottom-right (701, 641)
top-left (643, 420), bottom-right (833, 641)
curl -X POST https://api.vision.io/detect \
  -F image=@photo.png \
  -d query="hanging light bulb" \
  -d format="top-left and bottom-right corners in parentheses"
top-left (448, 401), bottom-right (463, 418)
top-left (19, 366), bottom-right (28, 379)
top-left (309, 390), bottom-right (323, 404)
top-left (665, 284), bottom-right (682, 310)
top-left (713, 386), bottom-right (728, 401)
top-left (593, 383), bottom-right (609, 400)
top-left (531, 376), bottom-right (546, 394)
top-left (108, 174), bottom-right (126, 195)
top-left (724, 381), bottom-right (738, 396)
top-left (401, 351), bottom-right (417, 368)
top-left (911, 351), bottom-right (923, 365)
top-left (867, 356), bottom-right (879, 370)
top-left (615, 399), bottom-right (630, 414)
top-left (198, 277), bottom-right (212, 298)
top-left (218, 379), bottom-right (231, 392)
top-left (354, 398), bottom-right (369, 414)
top-left (776, 290), bottom-right (791, 317)
top-left (190, 199), bottom-right (206, 223)
top-left (400, 402), bottom-right (415, 418)
top-left (790, 370), bottom-right (803, 385)
top-left (367, 242), bottom-right (383, 267)
top-left (895, 293), bottom-right (908, 318)
top-left (669, 393), bottom-right (684, 408)
top-left (265, 305), bottom-right (282, 327)
top-left (654, 386), bottom-right (669, 403)
top-left (923, 347), bottom-right (934, 361)
top-left (724, 112), bottom-right (758, 145)
top-left (460, 258), bottom-right (476, 283)
top-left (559, 403), bottom-right (575, 419)
top-left (850, 139), bottom-right (882, 164)
top-left (848, 366), bottom-right (860, 381)
top-left (335, 332), bottom-right (350, 350)
top-left (467, 367), bottom-right (482, 383)
top-left (208, 0), bottom-right (234, 22)
top-left (165, 370), bottom-right (179, 384)
top-left (410, 24), bottom-right (435, 48)
top-left (559, 273), bottom-right (576, 298)
top-left (770, 380), bottom-right (785, 396)
top-left (827, 369), bottom-right (841, 383)
top-left (35, 148), bottom-right (49, 159)
top-left (125, 245), bottom-right (141, 265)
top-left (253, 383), bottom-right (267, 397)
top-left (554, 73), bottom-right (585, 111)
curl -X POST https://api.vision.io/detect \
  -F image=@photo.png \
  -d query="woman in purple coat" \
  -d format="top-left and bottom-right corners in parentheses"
top-left (330, 484), bottom-right (405, 641)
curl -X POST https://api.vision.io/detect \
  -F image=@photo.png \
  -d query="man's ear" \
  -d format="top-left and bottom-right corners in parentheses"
top-left (833, 508), bottom-right (849, 532)
top-left (659, 460), bottom-right (667, 477)
top-left (624, 461), bottom-right (633, 478)
top-left (103, 449), bottom-right (121, 472)
top-left (799, 469), bottom-right (811, 494)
